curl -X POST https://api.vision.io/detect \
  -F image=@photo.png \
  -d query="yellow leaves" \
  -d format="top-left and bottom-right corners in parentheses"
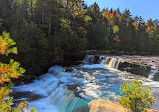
top-left (0, 32), bottom-right (17, 55)
top-left (84, 16), bottom-right (92, 22)
top-left (60, 18), bottom-right (71, 29)
top-left (119, 80), bottom-right (156, 112)
top-left (74, 8), bottom-right (87, 17)
top-left (2, 104), bottom-right (8, 109)
top-left (0, 87), bottom-right (10, 100)
top-left (0, 60), bottom-right (25, 85)
top-left (65, 1), bottom-right (87, 18)
top-left (0, 31), bottom-right (27, 112)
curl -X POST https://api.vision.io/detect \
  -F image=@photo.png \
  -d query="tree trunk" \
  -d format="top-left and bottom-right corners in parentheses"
top-left (42, 11), bottom-right (44, 23)
top-left (48, 17), bottom-right (52, 35)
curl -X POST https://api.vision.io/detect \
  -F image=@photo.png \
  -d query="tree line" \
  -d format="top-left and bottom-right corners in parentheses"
top-left (0, 0), bottom-right (159, 78)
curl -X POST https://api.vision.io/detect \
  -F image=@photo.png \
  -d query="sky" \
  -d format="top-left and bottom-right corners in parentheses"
top-left (84, 0), bottom-right (159, 22)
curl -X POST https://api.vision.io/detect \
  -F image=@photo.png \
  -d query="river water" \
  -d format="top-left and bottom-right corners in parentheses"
top-left (11, 55), bottom-right (159, 112)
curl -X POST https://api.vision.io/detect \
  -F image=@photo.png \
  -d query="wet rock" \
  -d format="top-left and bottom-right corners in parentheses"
top-left (93, 55), bottom-right (100, 64)
top-left (65, 67), bottom-right (74, 72)
top-left (67, 85), bottom-right (78, 91)
top-left (10, 91), bottom-right (45, 101)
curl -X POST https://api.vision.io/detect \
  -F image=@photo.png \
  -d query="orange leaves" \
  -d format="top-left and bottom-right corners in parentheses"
top-left (115, 35), bottom-right (119, 38)
top-left (114, 38), bottom-right (121, 42)
top-left (0, 32), bottom-right (17, 55)
top-left (0, 66), bottom-right (12, 74)
top-left (18, 103), bottom-right (25, 109)
top-left (0, 45), bottom-right (6, 54)
top-left (146, 27), bottom-right (150, 31)
top-left (0, 31), bottom-right (27, 112)
top-left (109, 13), bottom-right (114, 18)
top-left (83, 30), bottom-right (88, 34)
top-left (114, 35), bottom-right (121, 42)
top-left (0, 65), bottom-right (13, 85)
top-left (134, 20), bottom-right (137, 24)
top-left (0, 65), bottom-right (12, 85)
top-left (133, 20), bottom-right (138, 30)
top-left (0, 87), bottom-right (5, 99)
top-left (103, 10), bottom-right (120, 19)
top-left (103, 10), bottom-right (108, 15)
top-left (67, 19), bottom-right (70, 22)
top-left (0, 77), bottom-right (11, 85)
top-left (96, 8), bottom-right (100, 12)
top-left (0, 36), bottom-right (7, 54)
top-left (18, 101), bottom-right (27, 110)
top-left (134, 20), bottom-right (137, 26)
top-left (0, 87), bottom-right (10, 101)
top-left (146, 26), bottom-right (153, 33)
top-left (0, 60), bottom-right (25, 86)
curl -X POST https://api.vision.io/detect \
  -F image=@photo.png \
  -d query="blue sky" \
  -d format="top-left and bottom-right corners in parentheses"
top-left (84, 0), bottom-right (159, 22)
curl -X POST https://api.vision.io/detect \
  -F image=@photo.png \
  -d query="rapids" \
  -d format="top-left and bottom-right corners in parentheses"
top-left (11, 55), bottom-right (159, 112)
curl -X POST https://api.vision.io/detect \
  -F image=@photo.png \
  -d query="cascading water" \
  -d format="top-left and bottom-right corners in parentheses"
top-left (12, 67), bottom-right (89, 112)
top-left (83, 55), bottom-right (94, 63)
top-left (12, 55), bottom-right (159, 111)
top-left (148, 66), bottom-right (158, 80)
top-left (83, 55), bottom-right (159, 81)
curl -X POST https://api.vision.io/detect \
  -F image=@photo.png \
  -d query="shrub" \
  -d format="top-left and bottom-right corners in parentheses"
top-left (119, 80), bottom-right (156, 112)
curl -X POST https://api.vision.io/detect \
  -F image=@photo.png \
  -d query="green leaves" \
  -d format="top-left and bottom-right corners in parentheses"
top-left (119, 80), bottom-right (156, 112)
top-left (0, 31), bottom-right (32, 112)
top-left (30, 108), bottom-right (37, 112)
top-left (60, 18), bottom-right (71, 29)
top-left (0, 31), bottom-right (17, 56)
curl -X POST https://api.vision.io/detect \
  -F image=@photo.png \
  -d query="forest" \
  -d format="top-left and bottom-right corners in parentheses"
top-left (1, 0), bottom-right (159, 79)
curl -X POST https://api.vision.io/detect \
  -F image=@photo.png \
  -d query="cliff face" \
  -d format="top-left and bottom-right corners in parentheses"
top-left (89, 99), bottom-right (158, 112)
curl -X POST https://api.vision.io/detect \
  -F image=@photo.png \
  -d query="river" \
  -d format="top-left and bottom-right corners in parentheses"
top-left (11, 55), bottom-right (159, 112)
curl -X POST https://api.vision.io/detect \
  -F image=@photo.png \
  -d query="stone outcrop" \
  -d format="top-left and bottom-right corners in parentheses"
top-left (89, 99), bottom-right (158, 112)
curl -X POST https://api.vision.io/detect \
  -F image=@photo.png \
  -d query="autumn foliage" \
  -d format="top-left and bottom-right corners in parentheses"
top-left (114, 35), bottom-right (121, 42)
top-left (119, 80), bottom-right (156, 112)
top-left (103, 10), bottom-right (118, 19)
top-left (0, 31), bottom-right (35, 112)
top-left (146, 27), bottom-right (151, 31)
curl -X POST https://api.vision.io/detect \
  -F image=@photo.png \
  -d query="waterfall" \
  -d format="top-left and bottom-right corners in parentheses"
top-left (148, 66), bottom-right (158, 80)
top-left (43, 67), bottom-right (89, 112)
top-left (19, 66), bottom-right (90, 112)
top-left (101, 57), bottom-right (121, 69)
top-left (12, 55), bottom-right (159, 112)
top-left (107, 58), bottom-right (117, 68)
top-left (83, 55), bottom-right (94, 63)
